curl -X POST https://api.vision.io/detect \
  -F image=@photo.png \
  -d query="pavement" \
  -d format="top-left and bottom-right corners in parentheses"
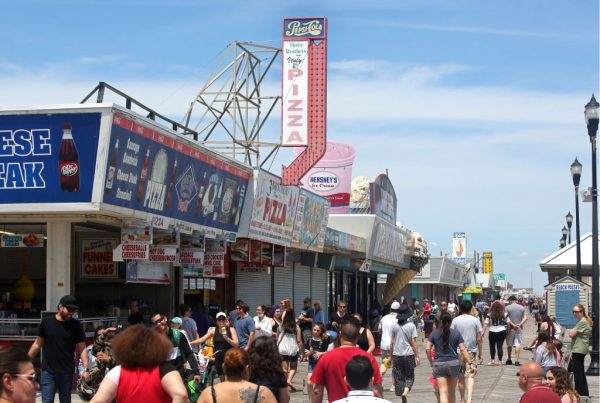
top-left (39, 320), bottom-right (599, 402)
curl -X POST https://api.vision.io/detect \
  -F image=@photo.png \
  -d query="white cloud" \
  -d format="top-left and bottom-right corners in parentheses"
top-left (520, 252), bottom-right (530, 257)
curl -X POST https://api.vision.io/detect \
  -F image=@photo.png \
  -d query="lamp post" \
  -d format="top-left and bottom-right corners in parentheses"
top-left (566, 212), bottom-right (573, 244)
top-left (561, 226), bottom-right (568, 242)
top-left (584, 94), bottom-right (599, 376)
top-left (560, 238), bottom-right (566, 249)
top-left (571, 158), bottom-right (583, 280)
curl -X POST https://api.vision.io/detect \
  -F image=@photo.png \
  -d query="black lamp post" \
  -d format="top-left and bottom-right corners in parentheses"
top-left (561, 226), bottom-right (568, 242)
top-left (571, 158), bottom-right (583, 280)
top-left (566, 212), bottom-right (573, 244)
top-left (584, 94), bottom-right (599, 376)
top-left (560, 238), bottom-right (566, 249)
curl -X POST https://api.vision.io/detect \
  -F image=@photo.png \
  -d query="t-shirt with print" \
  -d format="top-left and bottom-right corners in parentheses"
top-left (305, 337), bottom-right (330, 367)
top-left (391, 322), bottom-right (417, 357)
top-left (451, 314), bottom-right (482, 353)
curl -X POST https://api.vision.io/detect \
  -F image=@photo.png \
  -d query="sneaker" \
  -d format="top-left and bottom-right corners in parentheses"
top-left (514, 361), bottom-right (521, 366)
top-left (389, 386), bottom-right (395, 392)
top-left (505, 359), bottom-right (513, 365)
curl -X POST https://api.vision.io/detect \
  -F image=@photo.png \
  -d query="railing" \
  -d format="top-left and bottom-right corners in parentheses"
top-left (0, 317), bottom-right (119, 341)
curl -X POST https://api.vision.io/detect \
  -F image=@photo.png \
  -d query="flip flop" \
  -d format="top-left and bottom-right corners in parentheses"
top-left (287, 383), bottom-right (297, 392)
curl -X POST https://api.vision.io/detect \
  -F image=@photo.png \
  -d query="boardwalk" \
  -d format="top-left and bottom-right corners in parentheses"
top-left (41, 320), bottom-right (598, 402)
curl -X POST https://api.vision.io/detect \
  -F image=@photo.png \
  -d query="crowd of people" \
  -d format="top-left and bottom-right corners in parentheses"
top-left (0, 293), bottom-right (592, 403)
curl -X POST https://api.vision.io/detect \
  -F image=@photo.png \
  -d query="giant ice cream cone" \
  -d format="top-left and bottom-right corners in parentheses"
top-left (382, 269), bottom-right (418, 305)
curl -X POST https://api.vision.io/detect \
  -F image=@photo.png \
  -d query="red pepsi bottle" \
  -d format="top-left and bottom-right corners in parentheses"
top-left (58, 123), bottom-right (80, 192)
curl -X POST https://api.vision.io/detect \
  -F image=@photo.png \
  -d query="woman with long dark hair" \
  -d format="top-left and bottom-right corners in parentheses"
top-left (198, 348), bottom-right (276, 403)
top-left (569, 304), bottom-right (592, 398)
top-left (482, 302), bottom-right (507, 366)
top-left (546, 367), bottom-right (580, 402)
top-left (425, 313), bottom-right (474, 403)
top-left (277, 308), bottom-right (302, 391)
top-left (533, 331), bottom-right (559, 376)
top-left (248, 336), bottom-right (290, 403)
top-left (353, 313), bottom-right (375, 354)
top-left (0, 347), bottom-right (38, 403)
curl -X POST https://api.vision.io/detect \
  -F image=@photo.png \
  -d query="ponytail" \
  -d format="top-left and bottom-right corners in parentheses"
top-left (440, 313), bottom-right (452, 346)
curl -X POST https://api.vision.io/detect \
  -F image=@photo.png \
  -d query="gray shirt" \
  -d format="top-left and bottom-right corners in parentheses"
top-left (391, 322), bottom-right (417, 356)
top-left (505, 303), bottom-right (526, 327)
top-left (450, 314), bottom-right (482, 353)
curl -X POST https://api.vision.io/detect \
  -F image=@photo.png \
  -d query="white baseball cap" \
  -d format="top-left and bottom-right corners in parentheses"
top-left (216, 312), bottom-right (227, 319)
top-left (391, 301), bottom-right (401, 310)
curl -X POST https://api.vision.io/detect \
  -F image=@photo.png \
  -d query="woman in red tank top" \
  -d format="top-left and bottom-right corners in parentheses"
top-left (91, 325), bottom-right (188, 403)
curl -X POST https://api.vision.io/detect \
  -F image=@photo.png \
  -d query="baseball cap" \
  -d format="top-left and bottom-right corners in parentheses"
top-left (170, 317), bottom-right (183, 325)
top-left (216, 312), bottom-right (227, 319)
top-left (59, 295), bottom-right (79, 310)
top-left (508, 295), bottom-right (517, 301)
top-left (391, 301), bottom-right (401, 310)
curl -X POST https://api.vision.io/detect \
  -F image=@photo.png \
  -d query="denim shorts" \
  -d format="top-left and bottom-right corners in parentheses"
top-left (432, 359), bottom-right (460, 378)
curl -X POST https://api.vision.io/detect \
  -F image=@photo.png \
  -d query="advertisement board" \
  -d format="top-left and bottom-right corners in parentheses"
top-left (126, 261), bottom-right (170, 284)
top-left (483, 251), bottom-right (493, 274)
top-left (370, 174), bottom-right (397, 224)
top-left (452, 232), bottom-right (467, 265)
top-left (0, 112), bottom-right (101, 203)
top-left (291, 189), bottom-right (329, 251)
top-left (102, 113), bottom-right (250, 234)
top-left (324, 228), bottom-right (366, 253)
top-left (280, 17), bottom-right (327, 185)
top-left (368, 219), bottom-right (411, 268)
top-left (81, 239), bottom-right (118, 279)
top-left (281, 40), bottom-right (309, 146)
top-left (248, 172), bottom-right (300, 246)
top-left (1, 234), bottom-right (44, 248)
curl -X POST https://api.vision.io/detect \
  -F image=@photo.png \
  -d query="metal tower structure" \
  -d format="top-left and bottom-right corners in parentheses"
top-left (181, 41), bottom-right (281, 168)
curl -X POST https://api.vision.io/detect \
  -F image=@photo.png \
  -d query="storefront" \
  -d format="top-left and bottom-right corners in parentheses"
top-left (0, 104), bottom-right (252, 328)
top-left (406, 256), bottom-right (469, 304)
top-left (233, 171), bottom-right (331, 313)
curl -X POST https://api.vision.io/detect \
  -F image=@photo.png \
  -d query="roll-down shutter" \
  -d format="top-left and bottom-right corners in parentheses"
top-left (293, 264), bottom-right (311, 313)
top-left (274, 264), bottom-right (294, 307)
top-left (236, 266), bottom-right (271, 311)
top-left (311, 267), bottom-right (328, 323)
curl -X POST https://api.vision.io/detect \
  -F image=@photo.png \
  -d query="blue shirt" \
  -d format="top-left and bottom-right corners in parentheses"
top-left (314, 310), bottom-right (324, 325)
top-left (234, 315), bottom-right (256, 348)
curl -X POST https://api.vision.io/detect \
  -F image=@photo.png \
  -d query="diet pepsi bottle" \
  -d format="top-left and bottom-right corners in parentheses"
top-left (58, 123), bottom-right (80, 192)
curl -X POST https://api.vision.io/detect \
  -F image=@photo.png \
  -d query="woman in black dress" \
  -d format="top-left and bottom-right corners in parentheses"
top-left (353, 313), bottom-right (375, 353)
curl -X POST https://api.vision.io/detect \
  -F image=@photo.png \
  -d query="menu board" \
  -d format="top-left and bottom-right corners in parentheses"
top-left (126, 261), bottom-right (170, 284)
top-left (291, 189), bottom-right (329, 251)
top-left (102, 113), bottom-right (250, 233)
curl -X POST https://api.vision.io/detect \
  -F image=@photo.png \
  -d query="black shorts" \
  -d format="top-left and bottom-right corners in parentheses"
top-left (281, 354), bottom-right (298, 362)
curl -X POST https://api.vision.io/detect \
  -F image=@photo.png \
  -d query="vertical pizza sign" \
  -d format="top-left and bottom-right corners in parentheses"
top-left (281, 17), bottom-right (328, 185)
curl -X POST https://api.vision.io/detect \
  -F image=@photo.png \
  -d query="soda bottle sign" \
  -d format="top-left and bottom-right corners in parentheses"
top-left (105, 138), bottom-right (119, 192)
top-left (58, 123), bottom-right (80, 192)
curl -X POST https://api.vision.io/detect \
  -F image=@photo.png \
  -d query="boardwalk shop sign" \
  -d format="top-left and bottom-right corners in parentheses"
top-left (0, 113), bottom-right (100, 202)
top-left (556, 283), bottom-right (580, 291)
top-left (370, 174), bottom-right (397, 224)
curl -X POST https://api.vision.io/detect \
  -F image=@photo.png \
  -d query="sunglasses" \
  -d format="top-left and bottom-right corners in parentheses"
top-left (339, 305), bottom-right (347, 308)
top-left (573, 310), bottom-right (582, 313)
top-left (11, 373), bottom-right (37, 383)
top-left (217, 317), bottom-right (227, 321)
top-left (151, 317), bottom-right (164, 325)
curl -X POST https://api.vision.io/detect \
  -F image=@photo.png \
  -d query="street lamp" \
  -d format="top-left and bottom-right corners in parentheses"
top-left (560, 238), bottom-right (566, 249)
top-left (571, 158), bottom-right (583, 280)
top-left (566, 212), bottom-right (573, 244)
top-left (561, 226), bottom-right (568, 242)
top-left (584, 94), bottom-right (599, 376)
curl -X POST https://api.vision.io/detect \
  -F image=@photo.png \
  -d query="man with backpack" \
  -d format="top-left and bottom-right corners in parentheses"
top-left (151, 313), bottom-right (200, 384)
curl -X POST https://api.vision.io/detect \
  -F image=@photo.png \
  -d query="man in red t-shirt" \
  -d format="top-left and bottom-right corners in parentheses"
top-left (518, 362), bottom-right (561, 403)
top-left (310, 316), bottom-right (383, 402)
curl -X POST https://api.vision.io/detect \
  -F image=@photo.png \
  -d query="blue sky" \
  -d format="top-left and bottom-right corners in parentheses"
top-left (1, 0), bottom-right (599, 292)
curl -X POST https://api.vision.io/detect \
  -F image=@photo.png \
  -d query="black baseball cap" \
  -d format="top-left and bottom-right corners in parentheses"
top-left (59, 295), bottom-right (79, 310)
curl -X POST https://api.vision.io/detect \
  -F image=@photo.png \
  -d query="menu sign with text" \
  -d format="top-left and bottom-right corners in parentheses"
top-left (291, 189), bottom-right (329, 251)
top-left (81, 239), bottom-right (117, 278)
top-left (103, 114), bottom-right (251, 233)
top-left (1, 234), bottom-right (44, 248)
